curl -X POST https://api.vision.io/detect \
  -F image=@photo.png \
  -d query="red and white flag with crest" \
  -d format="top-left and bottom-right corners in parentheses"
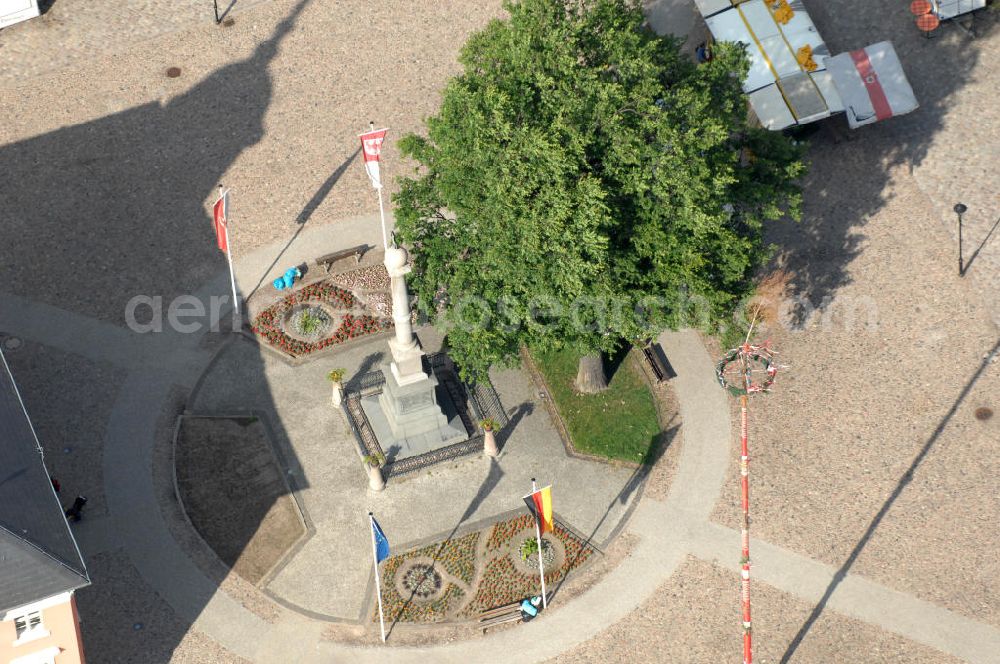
top-left (212, 189), bottom-right (229, 253)
top-left (359, 127), bottom-right (388, 189)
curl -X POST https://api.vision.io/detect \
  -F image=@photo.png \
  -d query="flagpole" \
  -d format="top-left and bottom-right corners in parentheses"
top-left (369, 512), bottom-right (387, 643)
top-left (370, 121), bottom-right (390, 250)
top-left (376, 186), bottom-right (389, 251)
top-left (531, 478), bottom-right (548, 609)
top-left (218, 185), bottom-right (240, 317)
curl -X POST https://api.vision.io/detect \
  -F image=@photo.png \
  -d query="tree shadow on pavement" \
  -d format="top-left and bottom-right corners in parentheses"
top-left (764, 6), bottom-right (998, 325)
top-left (780, 337), bottom-right (1000, 663)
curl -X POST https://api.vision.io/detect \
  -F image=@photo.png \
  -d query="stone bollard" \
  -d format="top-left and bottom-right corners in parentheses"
top-left (483, 428), bottom-right (499, 458)
top-left (367, 463), bottom-right (385, 492)
top-left (331, 382), bottom-right (343, 407)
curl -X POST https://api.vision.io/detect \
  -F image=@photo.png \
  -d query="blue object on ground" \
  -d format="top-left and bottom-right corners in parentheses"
top-left (282, 267), bottom-right (302, 289)
top-left (273, 277), bottom-right (286, 290)
top-left (520, 599), bottom-right (538, 617)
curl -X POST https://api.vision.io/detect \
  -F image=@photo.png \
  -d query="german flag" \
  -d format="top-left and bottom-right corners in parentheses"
top-left (523, 486), bottom-right (554, 534)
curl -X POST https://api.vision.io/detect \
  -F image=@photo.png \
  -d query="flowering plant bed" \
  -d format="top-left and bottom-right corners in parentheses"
top-left (374, 515), bottom-right (593, 624)
top-left (461, 520), bottom-right (591, 617)
top-left (250, 281), bottom-right (391, 357)
top-left (485, 513), bottom-right (534, 552)
top-left (376, 532), bottom-right (479, 623)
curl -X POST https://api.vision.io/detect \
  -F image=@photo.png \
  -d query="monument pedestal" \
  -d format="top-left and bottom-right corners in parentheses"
top-left (361, 366), bottom-right (467, 460)
top-left (359, 245), bottom-right (467, 461)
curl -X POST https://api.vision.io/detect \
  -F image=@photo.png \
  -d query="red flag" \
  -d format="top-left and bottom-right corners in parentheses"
top-left (212, 191), bottom-right (229, 253)
top-left (359, 128), bottom-right (388, 188)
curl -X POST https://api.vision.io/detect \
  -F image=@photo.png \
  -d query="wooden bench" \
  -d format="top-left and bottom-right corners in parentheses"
top-left (641, 341), bottom-right (675, 383)
top-left (478, 602), bottom-right (523, 632)
top-left (315, 244), bottom-right (370, 273)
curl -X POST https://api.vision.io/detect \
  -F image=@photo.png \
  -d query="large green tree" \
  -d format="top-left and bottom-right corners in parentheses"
top-left (394, 0), bottom-right (804, 388)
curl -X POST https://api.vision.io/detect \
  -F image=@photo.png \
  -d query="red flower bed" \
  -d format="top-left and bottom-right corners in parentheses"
top-left (250, 281), bottom-right (391, 357)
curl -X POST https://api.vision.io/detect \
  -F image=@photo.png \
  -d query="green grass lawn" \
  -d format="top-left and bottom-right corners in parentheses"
top-left (530, 347), bottom-right (660, 463)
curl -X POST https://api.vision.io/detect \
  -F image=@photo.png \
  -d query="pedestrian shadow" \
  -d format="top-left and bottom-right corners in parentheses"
top-left (780, 337), bottom-right (1000, 663)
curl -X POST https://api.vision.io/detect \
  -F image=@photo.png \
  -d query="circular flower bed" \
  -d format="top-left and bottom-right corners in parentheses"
top-left (394, 559), bottom-right (446, 604)
top-left (403, 564), bottom-right (442, 598)
top-left (251, 281), bottom-right (391, 356)
top-left (285, 304), bottom-right (336, 341)
top-left (511, 532), bottom-right (564, 575)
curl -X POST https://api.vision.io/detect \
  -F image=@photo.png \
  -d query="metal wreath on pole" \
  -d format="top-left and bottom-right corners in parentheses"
top-left (716, 313), bottom-right (780, 664)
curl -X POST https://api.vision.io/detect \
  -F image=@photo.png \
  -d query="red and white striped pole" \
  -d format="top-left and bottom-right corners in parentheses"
top-left (717, 325), bottom-right (778, 664)
top-left (739, 389), bottom-right (752, 664)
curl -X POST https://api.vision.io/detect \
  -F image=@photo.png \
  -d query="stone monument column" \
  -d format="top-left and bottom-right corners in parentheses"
top-left (383, 247), bottom-right (426, 384)
top-left (362, 246), bottom-right (466, 455)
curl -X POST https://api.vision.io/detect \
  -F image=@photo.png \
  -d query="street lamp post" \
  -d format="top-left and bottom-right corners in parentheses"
top-left (955, 203), bottom-right (967, 276)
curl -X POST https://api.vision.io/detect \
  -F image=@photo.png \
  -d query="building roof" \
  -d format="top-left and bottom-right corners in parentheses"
top-left (0, 350), bottom-right (89, 614)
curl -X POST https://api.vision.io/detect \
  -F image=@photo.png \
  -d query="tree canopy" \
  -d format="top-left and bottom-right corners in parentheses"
top-left (393, 0), bottom-right (805, 382)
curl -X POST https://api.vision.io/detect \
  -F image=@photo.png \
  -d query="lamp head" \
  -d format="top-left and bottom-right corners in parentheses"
top-left (954, 203), bottom-right (968, 215)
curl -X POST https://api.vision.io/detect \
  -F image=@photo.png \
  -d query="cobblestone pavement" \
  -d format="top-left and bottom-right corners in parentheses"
top-left (0, 0), bottom-right (272, 84)
top-left (803, 0), bottom-right (1000, 323)
top-left (1, 0), bottom-right (999, 662)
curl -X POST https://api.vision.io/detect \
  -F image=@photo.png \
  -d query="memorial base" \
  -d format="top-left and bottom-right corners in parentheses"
top-left (360, 364), bottom-right (467, 461)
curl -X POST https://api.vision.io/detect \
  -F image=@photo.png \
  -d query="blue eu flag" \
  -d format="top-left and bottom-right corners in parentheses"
top-left (371, 516), bottom-right (390, 563)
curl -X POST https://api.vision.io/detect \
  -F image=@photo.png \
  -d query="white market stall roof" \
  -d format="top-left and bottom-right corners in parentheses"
top-left (933, 0), bottom-right (986, 19)
top-left (697, 0), bottom-right (918, 131)
top-left (0, 0), bottom-right (40, 28)
top-left (826, 41), bottom-right (919, 129)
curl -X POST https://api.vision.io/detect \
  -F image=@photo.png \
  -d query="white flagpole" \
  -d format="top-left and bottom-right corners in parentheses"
top-left (369, 121), bottom-right (390, 250)
top-left (531, 478), bottom-right (548, 609)
top-left (369, 512), bottom-right (387, 643)
top-left (376, 185), bottom-right (389, 251)
top-left (218, 185), bottom-right (240, 317)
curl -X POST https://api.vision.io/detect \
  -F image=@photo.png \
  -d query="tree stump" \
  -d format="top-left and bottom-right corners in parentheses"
top-left (574, 354), bottom-right (608, 393)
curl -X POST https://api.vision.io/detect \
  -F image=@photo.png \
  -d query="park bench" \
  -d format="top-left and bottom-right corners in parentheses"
top-left (315, 244), bottom-right (370, 273)
top-left (641, 340), bottom-right (675, 383)
top-left (478, 602), bottom-right (523, 633)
